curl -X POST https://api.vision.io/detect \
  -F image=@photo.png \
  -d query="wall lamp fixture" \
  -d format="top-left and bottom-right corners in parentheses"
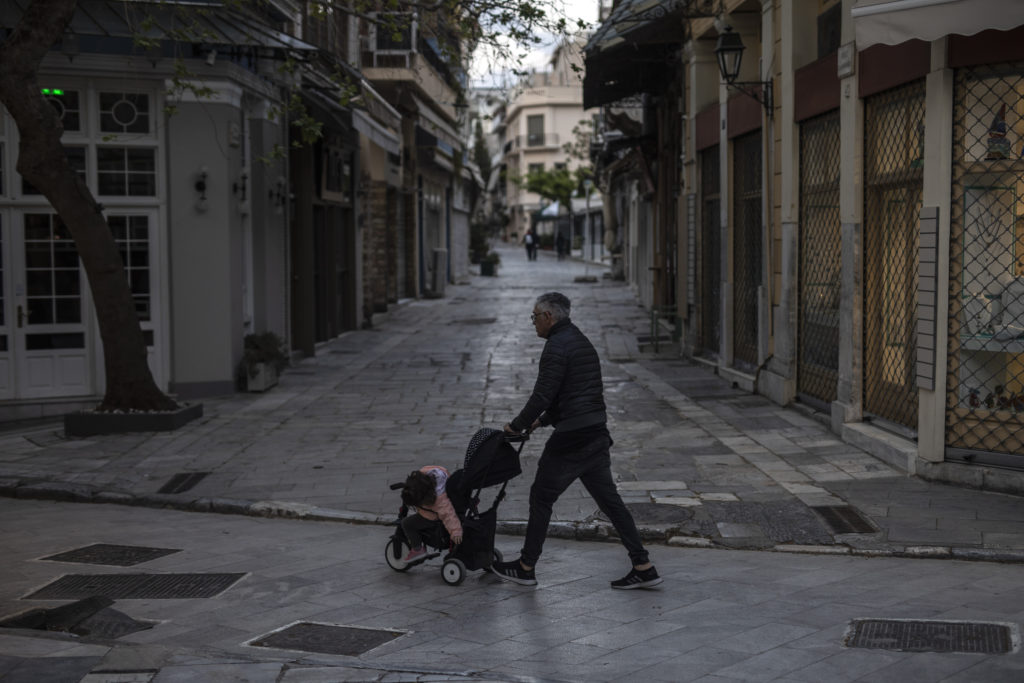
top-left (233, 172), bottom-right (248, 201)
top-left (195, 166), bottom-right (208, 212)
top-left (714, 26), bottom-right (773, 117)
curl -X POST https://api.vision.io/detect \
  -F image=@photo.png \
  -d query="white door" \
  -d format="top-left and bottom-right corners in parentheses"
top-left (0, 213), bottom-right (13, 399)
top-left (10, 211), bottom-right (92, 398)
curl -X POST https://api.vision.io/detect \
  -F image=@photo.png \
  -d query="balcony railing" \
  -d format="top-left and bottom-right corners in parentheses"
top-left (512, 133), bottom-right (560, 150)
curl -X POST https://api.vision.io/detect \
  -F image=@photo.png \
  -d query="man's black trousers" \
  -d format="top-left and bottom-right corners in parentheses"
top-left (520, 425), bottom-right (649, 567)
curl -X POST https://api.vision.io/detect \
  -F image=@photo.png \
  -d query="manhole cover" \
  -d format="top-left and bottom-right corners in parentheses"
top-left (25, 573), bottom-right (245, 600)
top-left (846, 619), bottom-right (1015, 654)
top-left (250, 622), bottom-right (404, 656)
top-left (42, 544), bottom-right (181, 567)
top-left (158, 472), bottom-right (209, 494)
top-left (0, 597), bottom-right (155, 639)
top-left (812, 505), bottom-right (876, 534)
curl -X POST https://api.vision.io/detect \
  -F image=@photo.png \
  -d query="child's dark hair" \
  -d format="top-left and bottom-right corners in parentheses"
top-left (401, 470), bottom-right (437, 508)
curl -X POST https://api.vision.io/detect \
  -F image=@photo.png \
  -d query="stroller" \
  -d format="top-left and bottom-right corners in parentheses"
top-left (385, 428), bottom-right (526, 585)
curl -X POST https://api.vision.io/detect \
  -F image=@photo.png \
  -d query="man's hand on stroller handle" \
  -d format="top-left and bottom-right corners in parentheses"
top-left (503, 420), bottom-right (540, 436)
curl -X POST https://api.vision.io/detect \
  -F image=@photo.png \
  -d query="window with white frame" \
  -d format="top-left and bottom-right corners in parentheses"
top-left (99, 92), bottom-right (150, 134)
top-left (97, 147), bottom-right (156, 196)
top-left (108, 215), bottom-right (152, 322)
top-left (45, 89), bottom-right (82, 132)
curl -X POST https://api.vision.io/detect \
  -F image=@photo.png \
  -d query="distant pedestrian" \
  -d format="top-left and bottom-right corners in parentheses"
top-left (555, 232), bottom-right (566, 261)
top-left (491, 292), bottom-right (662, 589)
top-left (524, 229), bottom-right (536, 261)
top-left (399, 466), bottom-right (462, 563)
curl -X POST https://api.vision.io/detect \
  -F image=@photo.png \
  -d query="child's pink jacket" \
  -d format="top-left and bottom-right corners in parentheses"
top-left (414, 466), bottom-right (463, 539)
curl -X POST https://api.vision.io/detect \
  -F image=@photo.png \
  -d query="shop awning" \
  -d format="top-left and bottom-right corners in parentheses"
top-left (353, 109), bottom-right (400, 155)
top-left (412, 95), bottom-right (462, 150)
top-left (583, 0), bottom-right (715, 109)
top-left (853, 0), bottom-right (1024, 48)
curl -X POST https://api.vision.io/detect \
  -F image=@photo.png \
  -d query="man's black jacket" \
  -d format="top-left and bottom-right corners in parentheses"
top-left (510, 318), bottom-right (607, 433)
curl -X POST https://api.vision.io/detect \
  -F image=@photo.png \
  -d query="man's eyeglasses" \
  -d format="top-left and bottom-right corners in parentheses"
top-left (530, 311), bottom-right (548, 323)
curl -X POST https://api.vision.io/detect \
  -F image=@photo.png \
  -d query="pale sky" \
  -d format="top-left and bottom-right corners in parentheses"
top-left (469, 0), bottom-right (599, 87)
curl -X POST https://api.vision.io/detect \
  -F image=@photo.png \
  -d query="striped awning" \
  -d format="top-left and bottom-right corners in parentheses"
top-left (853, 0), bottom-right (1024, 48)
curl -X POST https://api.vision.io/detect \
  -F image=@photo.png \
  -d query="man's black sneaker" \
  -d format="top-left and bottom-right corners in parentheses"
top-left (490, 559), bottom-right (537, 586)
top-left (611, 566), bottom-right (663, 589)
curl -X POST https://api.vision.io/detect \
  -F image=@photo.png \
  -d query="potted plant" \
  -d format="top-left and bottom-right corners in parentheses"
top-left (238, 331), bottom-right (288, 392)
top-left (480, 251), bottom-right (500, 276)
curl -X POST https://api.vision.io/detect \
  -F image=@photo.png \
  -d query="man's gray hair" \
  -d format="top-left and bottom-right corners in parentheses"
top-left (536, 292), bottom-right (571, 321)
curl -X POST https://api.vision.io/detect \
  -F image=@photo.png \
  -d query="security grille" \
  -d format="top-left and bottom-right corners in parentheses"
top-left (863, 81), bottom-right (924, 430)
top-left (733, 130), bottom-right (762, 372)
top-left (700, 145), bottom-right (721, 359)
top-left (947, 64), bottom-right (1024, 460)
top-left (798, 111), bottom-right (841, 406)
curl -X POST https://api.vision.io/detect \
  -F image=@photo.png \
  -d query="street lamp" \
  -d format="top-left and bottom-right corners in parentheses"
top-left (714, 26), bottom-right (773, 117)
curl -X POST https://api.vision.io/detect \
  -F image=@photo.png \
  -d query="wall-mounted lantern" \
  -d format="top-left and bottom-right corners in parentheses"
top-left (714, 26), bottom-right (773, 117)
top-left (195, 166), bottom-right (208, 212)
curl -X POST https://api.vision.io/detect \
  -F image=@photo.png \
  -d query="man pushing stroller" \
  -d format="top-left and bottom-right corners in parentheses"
top-left (491, 292), bottom-right (662, 590)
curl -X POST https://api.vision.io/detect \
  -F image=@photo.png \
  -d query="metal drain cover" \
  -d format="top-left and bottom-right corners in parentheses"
top-left (25, 573), bottom-right (245, 600)
top-left (42, 544), bottom-right (181, 567)
top-left (250, 622), bottom-right (404, 656)
top-left (847, 619), bottom-right (1015, 654)
top-left (158, 472), bottom-right (209, 494)
top-left (812, 506), bottom-right (876, 534)
top-left (0, 597), bottom-right (155, 639)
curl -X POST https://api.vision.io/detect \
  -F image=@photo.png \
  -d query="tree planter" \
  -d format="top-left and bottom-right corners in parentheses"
top-left (480, 261), bottom-right (496, 276)
top-left (246, 362), bottom-right (279, 392)
top-left (64, 403), bottom-right (203, 437)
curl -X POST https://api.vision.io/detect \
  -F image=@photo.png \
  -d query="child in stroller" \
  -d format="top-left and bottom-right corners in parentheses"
top-left (385, 428), bottom-right (526, 585)
top-left (398, 465), bottom-right (463, 564)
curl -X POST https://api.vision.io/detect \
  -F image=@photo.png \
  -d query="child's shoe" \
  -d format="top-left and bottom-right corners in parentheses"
top-left (403, 546), bottom-right (427, 563)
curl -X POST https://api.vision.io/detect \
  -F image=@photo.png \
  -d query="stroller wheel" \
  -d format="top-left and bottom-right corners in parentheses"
top-left (491, 548), bottom-right (503, 566)
top-left (385, 538), bottom-right (410, 572)
top-left (442, 558), bottom-right (466, 586)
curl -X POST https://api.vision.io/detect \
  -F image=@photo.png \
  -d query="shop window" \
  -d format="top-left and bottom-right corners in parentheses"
top-left (948, 63), bottom-right (1024, 456)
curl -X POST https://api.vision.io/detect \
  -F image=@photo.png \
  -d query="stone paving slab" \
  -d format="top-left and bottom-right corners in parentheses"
top-left (0, 244), bottom-right (1023, 564)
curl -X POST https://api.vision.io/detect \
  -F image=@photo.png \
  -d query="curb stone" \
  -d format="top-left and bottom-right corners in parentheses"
top-left (4, 482), bottom-right (1024, 564)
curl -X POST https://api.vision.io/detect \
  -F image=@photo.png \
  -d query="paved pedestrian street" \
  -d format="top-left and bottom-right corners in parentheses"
top-left (2, 243), bottom-right (1024, 681)
top-left (2, 498), bottom-right (1023, 682)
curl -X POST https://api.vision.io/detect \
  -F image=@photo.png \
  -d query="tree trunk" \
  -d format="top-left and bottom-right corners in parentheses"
top-left (0, 0), bottom-right (177, 412)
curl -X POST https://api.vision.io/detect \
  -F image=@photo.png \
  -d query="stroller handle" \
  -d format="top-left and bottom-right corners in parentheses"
top-left (504, 433), bottom-right (529, 443)
top-left (389, 482), bottom-right (404, 490)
